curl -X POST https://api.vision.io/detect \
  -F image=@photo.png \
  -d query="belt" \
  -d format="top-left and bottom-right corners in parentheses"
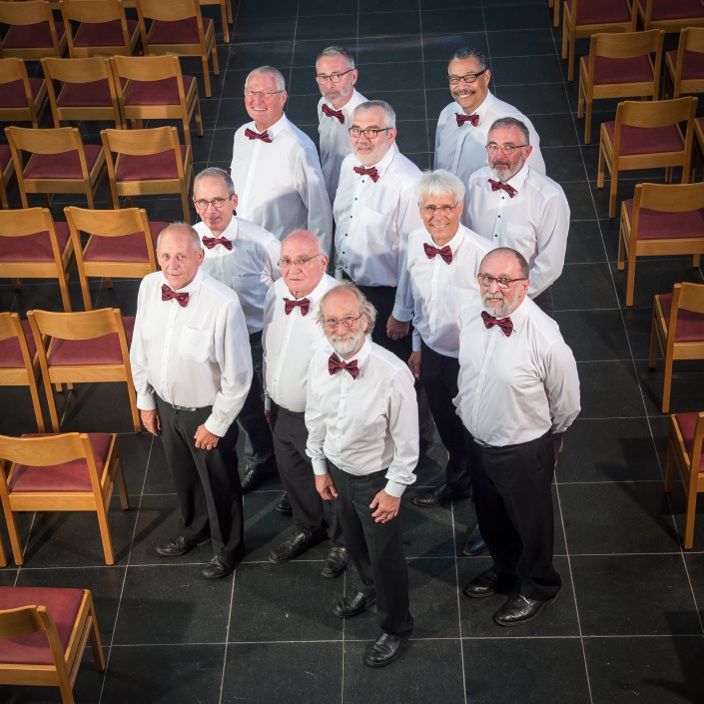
top-left (473, 437), bottom-right (493, 448)
top-left (170, 403), bottom-right (207, 412)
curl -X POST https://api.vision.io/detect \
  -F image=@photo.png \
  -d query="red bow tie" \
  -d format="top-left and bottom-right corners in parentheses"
top-left (161, 284), bottom-right (189, 307)
top-left (328, 353), bottom-right (359, 378)
top-left (284, 297), bottom-right (310, 316)
top-left (245, 128), bottom-right (272, 143)
top-left (488, 179), bottom-right (517, 198)
top-left (353, 166), bottom-right (379, 183)
top-left (481, 310), bottom-right (513, 336)
top-left (456, 113), bottom-right (479, 127)
top-left (202, 236), bottom-right (233, 250)
top-left (423, 242), bottom-right (453, 264)
top-left (322, 104), bottom-right (345, 124)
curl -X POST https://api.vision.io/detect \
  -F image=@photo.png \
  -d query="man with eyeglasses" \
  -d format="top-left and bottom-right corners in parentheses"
top-left (262, 230), bottom-right (347, 573)
top-left (315, 46), bottom-right (368, 202)
top-left (230, 66), bottom-right (332, 255)
top-left (192, 167), bottom-right (281, 494)
top-left (434, 48), bottom-right (545, 186)
top-left (455, 247), bottom-right (579, 626)
top-left (306, 281), bottom-right (417, 667)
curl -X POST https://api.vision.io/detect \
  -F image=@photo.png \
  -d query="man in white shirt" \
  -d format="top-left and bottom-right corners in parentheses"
top-left (315, 46), bottom-right (367, 203)
top-left (230, 65), bottom-right (332, 255)
top-left (131, 223), bottom-right (253, 579)
top-left (455, 248), bottom-right (580, 626)
top-left (193, 167), bottom-right (280, 492)
top-left (307, 282), bottom-right (417, 668)
top-left (435, 48), bottom-right (545, 186)
top-left (263, 230), bottom-right (347, 576)
top-left (465, 117), bottom-right (569, 316)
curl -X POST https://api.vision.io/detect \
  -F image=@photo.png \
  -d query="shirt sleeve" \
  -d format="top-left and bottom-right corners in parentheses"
top-left (528, 191), bottom-right (570, 298)
top-left (384, 366), bottom-right (419, 496)
top-left (304, 359), bottom-right (329, 475)
top-left (130, 282), bottom-right (156, 411)
top-left (296, 146), bottom-right (333, 258)
top-left (544, 339), bottom-right (580, 435)
top-left (392, 188), bottom-right (423, 321)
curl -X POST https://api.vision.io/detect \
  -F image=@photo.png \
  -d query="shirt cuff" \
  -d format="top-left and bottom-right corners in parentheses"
top-left (384, 480), bottom-right (407, 498)
top-left (391, 303), bottom-right (413, 322)
top-left (412, 329), bottom-right (421, 352)
top-left (312, 458), bottom-right (329, 475)
top-left (137, 392), bottom-right (156, 411)
top-left (204, 416), bottom-right (227, 438)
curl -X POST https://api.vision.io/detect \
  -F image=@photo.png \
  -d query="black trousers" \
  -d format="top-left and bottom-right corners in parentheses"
top-left (156, 396), bottom-right (244, 561)
top-left (329, 463), bottom-right (413, 636)
top-left (270, 403), bottom-right (342, 545)
top-left (469, 430), bottom-right (560, 600)
top-left (420, 341), bottom-right (471, 492)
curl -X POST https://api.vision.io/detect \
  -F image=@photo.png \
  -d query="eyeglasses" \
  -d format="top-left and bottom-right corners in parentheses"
top-left (323, 314), bottom-right (364, 330)
top-left (477, 273), bottom-right (527, 290)
top-left (349, 127), bottom-right (391, 139)
top-left (448, 69), bottom-right (488, 85)
top-left (420, 204), bottom-right (459, 214)
top-left (315, 69), bottom-right (354, 84)
top-left (486, 143), bottom-right (527, 156)
top-left (244, 90), bottom-right (284, 99)
top-left (193, 197), bottom-right (229, 211)
top-left (278, 254), bottom-right (323, 269)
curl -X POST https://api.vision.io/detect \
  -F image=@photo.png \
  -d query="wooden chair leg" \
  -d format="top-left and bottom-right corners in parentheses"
top-left (684, 485), bottom-right (698, 549)
top-left (597, 144), bottom-right (605, 188)
top-left (608, 166), bottom-right (618, 218)
top-left (661, 352), bottom-right (673, 413)
top-left (625, 251), bottom-right (636, 306)
top-left (95, 501), bottom-right (115, 565)
top-left (86, 594), bottom-right (106, 670)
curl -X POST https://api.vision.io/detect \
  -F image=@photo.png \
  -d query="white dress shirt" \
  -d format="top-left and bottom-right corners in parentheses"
top-left (465, 165), bottom-right (569, 298)
top-left (195, 218), bottom-right (281, 334)
top-left (317, 88), bottom-right (367, 203)
top-left (262, 274), bottom-right (338, 413)
top-left (230, 114), bottom-right (333, 255)
top-left (397, 224), bottom-right (490, 357)
top-left (130, 270), bottom-right (253, 437)
top-left (434, 92), bottom-right (546, 185)
top-left (333, 148), bottom-right (423, 319)
top-left (305, 338), bottom-right (418, 497)
top-left (454, 297), bottom-right (580, 447)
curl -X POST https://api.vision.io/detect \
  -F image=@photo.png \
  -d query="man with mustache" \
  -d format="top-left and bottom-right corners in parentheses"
top-left (434, 48), bottom-right (545, 186)
top-left (306, 282), bottom-right (418, 667)
top-left (465, 117), bottom-right (569, 316)
top-left (455, 248), bottom-right (579, 626)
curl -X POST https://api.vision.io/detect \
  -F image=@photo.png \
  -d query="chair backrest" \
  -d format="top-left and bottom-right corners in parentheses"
top-left (633, 180), bottom-right (704, 214)
top-left (0, 0), bottom-right (64, 58)
top-left (672, 26), bottom-right (704, 90)
top-left (617, 95), bottom-right (698, 129)
top-left (110, 52), bottom-right (185, 84)
top-left (568, 0), bottom-right (638, 29)
top-left (639, 0), bottom-right (704, 30)
top-left (0, 431), bottom-right (97, 471)
top-left (136, 0), bottom-right (203, 24)
top-left (0, 57), bottom-right (44, 127)
top-left (28, 307), bottom-right (126, 343)
top-left (0, 604), bottom-right (67, 668)
top-left (673, 281), bottom-right (704, 315)
top-left (5, 124), bottom-right (84, 157)
top-left (591, 28), bottom-right (664, 60)
top-left (0, 313), bottom-right (35, 381)
top-left (101, 124), bottom-right (181, 158)
top-left (0, 206), bottom-right (62, 252)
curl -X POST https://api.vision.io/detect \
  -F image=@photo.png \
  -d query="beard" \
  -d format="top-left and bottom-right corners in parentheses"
top-left (329, 326), bottom-right (365, 359)
top-left (482, 291), bottom-right (513, 319)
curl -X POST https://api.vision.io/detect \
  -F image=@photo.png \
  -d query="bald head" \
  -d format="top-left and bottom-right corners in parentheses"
top-left (280, 230), bottom-right (328, 299)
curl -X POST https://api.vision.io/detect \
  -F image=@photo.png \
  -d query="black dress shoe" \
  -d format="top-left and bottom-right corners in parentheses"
top-left (268, 530), bottom-right (324, 563)
top-left (363, 631), bottom-right (411, 668)
top-left (202, 555), bottom-right (236, 579)
top-left (321, 546), bottom-right (350, 579)
top-left (240, 462), bottom-right (276, 493)
top-left (411, 483), bottom-right (471, 508)
top-left (462, 527), bottom-right (487, 556)
top-left (332, 590), bottom-right (376, 618)
top-left (462, 567), bottom-right (512, 598)
top-left (276, 492), bottom-right (292, 515)
top-left (155, 535), bottom-right (209, 557)
top-left (494, 593), bottom-right (558, 626)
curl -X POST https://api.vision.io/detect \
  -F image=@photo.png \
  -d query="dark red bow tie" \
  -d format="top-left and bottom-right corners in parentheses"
top-left (488, 179), bottom-right (517, 198)
top-left (481, 310), bottom-right (513, 336)
top-left (424, 242), bottom-right (453, 264)
top-left (353, 165), bottom-right (379, 183)
top-left (328, 353), bottom-right (359, 378)
top-left (284, 297), bottom-right (310, 316)
top-left (202, 236), bottom-right (233, 250)
top-left (245, 128), bottom-right (272, 143)
top-left (161, 284), bottom-right (189, 307)
top-left (456, 113), bottom-right (479, 127)
top-left (322, 104), bottom-right (345, 124)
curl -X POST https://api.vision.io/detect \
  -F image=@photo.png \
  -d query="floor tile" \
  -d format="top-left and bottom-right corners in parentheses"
top-left (577, 360), bottom-right (647, 419)
top-left (553, 262), bottom-right (618, 310)
top-left (553, 309), bottom-right (630, 361)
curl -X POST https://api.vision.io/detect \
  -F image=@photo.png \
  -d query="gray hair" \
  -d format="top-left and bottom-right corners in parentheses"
top-left (317, 46), bottom-right (355, 69)
top-left (449, 48), bottom-right (489, 71)
top-left (194, 167), bottom-right (236, 197)
top-left (353, 100), bottom-right (396, 129)
top-left (482, 247), bottom-right (529, 280)
top-left (157, 222), bottom-right (202, 253)
top-left (245, 66), bottom-right (286, 92)
top-left (415, 169), bottom-right (465, 204)
top-left (488, 117), bottom-right (530, 146)
top-left (318, 280), bottom-right (377, 332)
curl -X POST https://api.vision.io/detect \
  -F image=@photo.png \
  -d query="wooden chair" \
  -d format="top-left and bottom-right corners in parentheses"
top-left (650, 283), bottom-right (704, 412)
top-left (548, 0), bottom-right (560, 28)
top-left (135, 0), bottom-right (219, 98)
top-left (0, 57), bottom-right (49, 129)
top-left (597, 96), bottom-right (697, 218)
top-left (110, 54), bottom-right (203, 149)
top-left (665, 410), bottom-right (704, 548)
top-left (664, 27), bottom-right (704, 99)
top-left (561, 0), bottom-right (637, 81)
top-left (578, 30), bottom-right (664, 144)
top-left (65, 205), bottom-right (163, 310)
top-left (199, 0), bottom-right (232, 43)
top-left (41, 56), bottom-right (122, 130)
top-left (0, 432), bottom-right (129, 565)
top-left (0, 0), bottom-right (67, 60)
top-left (636, 0), bottom-right (704, 33)
top-left (618, 181), bottom-right (704, 306)
top-left (0, 207), bottom-right (74, 312)
top-left (0, 144), bottom-right (16, 209)
top-left (27, 307), bottom-right (139, 432)
top-left (4, 125), bottom-right (108, 209)
top-left (0, 587), bottom-right (104, 703)
top-left (0, 312), bottom-right (45, 432)
top-left (101, 125), bottom-right (193, 222)
top-left (59, 0), bottom-right (140, 58)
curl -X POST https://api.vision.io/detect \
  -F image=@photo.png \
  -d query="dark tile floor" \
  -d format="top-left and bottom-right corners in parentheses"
top-left (2, 0), bottom-right (704, 702)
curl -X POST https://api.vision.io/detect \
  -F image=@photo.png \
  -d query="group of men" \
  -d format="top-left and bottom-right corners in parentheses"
top-left (129, 45), bottom-right (579, 669)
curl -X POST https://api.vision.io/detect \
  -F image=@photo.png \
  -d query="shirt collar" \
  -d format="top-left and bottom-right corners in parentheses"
top-left (339, 336), bottom-right (372, 375)
top-left (250, 113), bottom-right (288, 139)
top-left (360, 146), bottom-right (395, 179)
top-left (198, 216), bottom-right (240, 244)
top-left (285, 273), bottom-right (330, 304)
top-left (422, 224), bottom-right (465, 254)
top-left (458, 90), bottom-right (494, 123)
top-left (323, 89), bottom-right (361, 117)
top-left (505, 164), bottom-right (530, 193)
top-left (161, 269), bottom-right (204, 295)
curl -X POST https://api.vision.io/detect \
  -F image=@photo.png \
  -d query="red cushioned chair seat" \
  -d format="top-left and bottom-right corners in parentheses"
top-left (624, 200), bottom-right (704, 240)
top-left (0, 321), bottom-right (36, 369)
top-left (569, 0), bottom-right (633, 24)
top-left (115, 145), bottom-right (187, 181)
top-left (669, 49), bottom-right (704, 80)
top-left (639, 0), bottom-right (704, 21)
top-left (23, 144), bottom-right (103, 179)
top-left (659, 293), bottom-right (704, 342)
top-left (605, 121), bottom-right (684, 155)
top-left (124, 75), bottom-right (195, 106)
top-left (47, 316), bottom-right (134, 366)
top-left (148, 17), bottom-right (212, 44)
top-left (57, 79), bottom-right (114, 108)
top-left (0, 586), bottom-right (83, 665)
top-left (0, 221), bottom-right (70, 263)
top-left (674, 413), bottom-right (704, 473)
top-left (84, 221), bottom-right (165, 262)
top-left (586, 55), bottom-right (654, 84)
top-left (0, 77), bottom-right (44, 109)
top-left (73, 18), bottom-right (138, 47)
top-left (3, 21), bottom-right (65, 49)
